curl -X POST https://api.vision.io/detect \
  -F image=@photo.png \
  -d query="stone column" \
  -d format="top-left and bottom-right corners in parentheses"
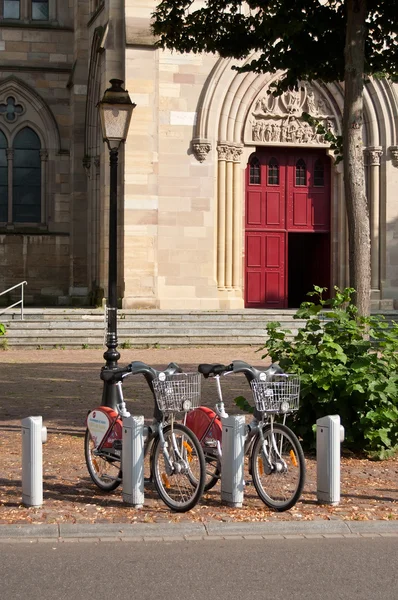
top-left (217, 144), bottom-right (228, 290)
top-left (225, 147), bottom-right (234, 290)
top-left (217, 143), bottom-right (243, 294)
top-left (367, 147), bottom-right (383, 295)
top-left (232, 146), bottom-right (243, 290)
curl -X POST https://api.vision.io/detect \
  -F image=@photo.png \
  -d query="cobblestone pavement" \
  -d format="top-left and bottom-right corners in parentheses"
top-left (1, 348), bottom-right (397, 528)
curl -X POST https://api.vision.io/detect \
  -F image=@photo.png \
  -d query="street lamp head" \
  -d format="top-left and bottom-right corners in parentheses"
top-left (98, 79), bottom-right (136, 150)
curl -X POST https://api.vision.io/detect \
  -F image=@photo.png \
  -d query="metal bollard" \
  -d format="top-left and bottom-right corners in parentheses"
top-left (21, 416), bottom-right (47, 507)
top-left (316, 414), bottom-right (345, 505)
top-left (122, 415), bottom-right (144, 508)
top-left (221, 415), bottom-right (245, 507)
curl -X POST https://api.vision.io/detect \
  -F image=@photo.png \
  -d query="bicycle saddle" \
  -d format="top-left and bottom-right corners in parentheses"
top-left (198, 363), bottom-right (233, 378)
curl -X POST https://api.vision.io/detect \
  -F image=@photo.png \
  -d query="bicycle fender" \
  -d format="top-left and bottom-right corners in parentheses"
top-left (186, 406), bottom-right (222, 444)
top-left (86, 407), bottom-right (122, 448)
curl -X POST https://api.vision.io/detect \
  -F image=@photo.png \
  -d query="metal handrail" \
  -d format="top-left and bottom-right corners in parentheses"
top-left (0, 281), bottom-right (27, 320)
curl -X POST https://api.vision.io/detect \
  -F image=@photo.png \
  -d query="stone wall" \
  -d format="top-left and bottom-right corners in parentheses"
top-left (0, 233), bottom-right (69, 305)
top-left (0, 1), bottom-right (89, 306)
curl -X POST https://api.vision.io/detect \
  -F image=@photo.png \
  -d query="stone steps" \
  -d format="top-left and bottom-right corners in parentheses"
top-left (1, 308), bottom-right (396, 348)
top-left (1, 308), bottom-right (302, 347)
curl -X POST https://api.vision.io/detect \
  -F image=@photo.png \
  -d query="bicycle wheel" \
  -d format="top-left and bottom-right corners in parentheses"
top-left (84, 429), bottom-right (122, 492)
top-left (250, 422), bottom-right (305, 512)
top-left (203, 452), bottom-right (221, 492)
top-left (152, 423), bottom-right (206, 512)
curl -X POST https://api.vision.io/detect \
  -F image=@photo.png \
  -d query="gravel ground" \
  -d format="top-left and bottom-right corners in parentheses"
top-left (1, 347), bottom-right (397, 525)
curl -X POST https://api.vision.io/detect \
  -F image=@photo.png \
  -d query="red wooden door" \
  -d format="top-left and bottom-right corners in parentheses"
top-left (246, 232), bottom-right (285, 307)
top-left (245, 149), bottom-right (331, 308)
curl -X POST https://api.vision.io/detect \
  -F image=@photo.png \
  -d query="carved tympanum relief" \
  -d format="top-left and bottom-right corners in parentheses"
top-left (247, 82), bottom-right (338, 146)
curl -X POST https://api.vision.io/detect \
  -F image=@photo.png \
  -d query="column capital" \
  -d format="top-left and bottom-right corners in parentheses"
top-left (231, 145), bottom-right (243, 163)
top-left (192, 138), bottom-right (211, 163)
top-left (217, 143), bottom-right (231, 161)
top-left (366, 146), bottom-right (383, 166)
top-left (217, 143), bottom-right (243, 162)
top-left (389, 146), bottom-right (398, 168)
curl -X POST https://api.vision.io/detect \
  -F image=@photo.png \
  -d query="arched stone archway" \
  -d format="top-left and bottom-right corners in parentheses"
top-left (192, 59), bottom-right (398, 309)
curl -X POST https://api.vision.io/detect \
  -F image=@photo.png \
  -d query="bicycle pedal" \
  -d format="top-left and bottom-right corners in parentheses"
top-left (204, 439), bottom-right (217, 447)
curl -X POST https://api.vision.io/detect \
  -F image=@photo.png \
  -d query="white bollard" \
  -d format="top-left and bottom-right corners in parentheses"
top-left (221, 415), bottom-right (245, 507)
top-left (316, 414), bottom-right (345, 505)
top-left (122, 415), bottom-right (144, 508)
top-left (21, 416), bottom-right (47, 507)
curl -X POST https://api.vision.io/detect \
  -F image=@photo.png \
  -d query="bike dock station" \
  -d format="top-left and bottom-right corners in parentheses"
top-left (21, 416), bottom-right (47, 508)
top-left (122, 415), bottom-right (144, 508)
top-left (316, 414), bottom-right (345, 505)
top-left (220, 415), bottom-right (246, 508)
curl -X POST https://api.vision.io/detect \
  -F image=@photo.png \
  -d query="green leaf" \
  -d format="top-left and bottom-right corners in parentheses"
top-left (234, 396), bottom-right (254, 414)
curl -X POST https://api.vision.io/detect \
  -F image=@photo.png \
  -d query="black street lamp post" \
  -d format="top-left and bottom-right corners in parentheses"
top-left (98, 79), bottom-right (136, 409)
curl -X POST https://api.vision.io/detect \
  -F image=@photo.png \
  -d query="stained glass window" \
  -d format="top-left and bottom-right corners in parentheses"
top-left (295, 159), bottom-right (306, 186)
top-left (13, 127), bottom-right (41, 223)
top-left (314, 159), bottom-right (325, 187)
top-left (268, 158), bottom-right (279, 185)
top-left (0, 131), bottom-right (7, 222)
top-left (249, 156), bottom-right (261, 184)
top-left (32, 0), bottom-right (48, 20)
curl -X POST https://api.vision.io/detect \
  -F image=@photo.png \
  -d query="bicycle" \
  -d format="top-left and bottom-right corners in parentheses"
top-left (85, 361), bottom-right (206, 512)
top-left (185, 360), bottom-right (306, 512)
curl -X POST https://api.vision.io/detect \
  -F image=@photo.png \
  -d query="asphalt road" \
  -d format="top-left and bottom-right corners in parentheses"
top-left (1, 537), bottom-right (397, 600)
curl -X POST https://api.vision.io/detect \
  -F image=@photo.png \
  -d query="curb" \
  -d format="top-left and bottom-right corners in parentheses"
top-left (0, 520), bottom-right (397, 542)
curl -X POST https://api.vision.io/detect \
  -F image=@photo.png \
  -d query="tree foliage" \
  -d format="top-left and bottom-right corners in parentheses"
top-left (152, 0), bottom-right (398, 94)
top-left (259, 287), bottom-right (398, 459)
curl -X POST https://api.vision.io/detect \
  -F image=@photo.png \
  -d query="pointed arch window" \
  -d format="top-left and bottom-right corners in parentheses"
top-left (295, 159), bottom-right (307, 186)
top-left (249, 156), bottom-right (261, 185)
top-left (268, 157), bottom-right (279, 185)
top-left (314, 159), bottom-right (325, 187)
top-left (0, 131), bottom-right (7, 222)
top-left (13, 128), bottom-right (41, 222)
top-left (0, 126), bottom-right (44, 225)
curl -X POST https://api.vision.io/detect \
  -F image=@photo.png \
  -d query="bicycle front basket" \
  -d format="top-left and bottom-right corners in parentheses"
top-left (250, 375), bottom-right (300, 414)
top-left (152, 372), bottom-right (201, 413)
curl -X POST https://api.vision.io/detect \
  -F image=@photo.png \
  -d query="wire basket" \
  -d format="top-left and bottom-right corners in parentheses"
top-left (250, 375), bottom-right (300, 414)
top-left (152, 372), bottom-right (201, 413)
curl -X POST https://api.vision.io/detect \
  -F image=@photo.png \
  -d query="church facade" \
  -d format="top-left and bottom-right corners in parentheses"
top-left (1, 1), bottom-right (398, 310)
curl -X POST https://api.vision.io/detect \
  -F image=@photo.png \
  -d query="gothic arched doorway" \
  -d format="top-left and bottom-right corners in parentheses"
top-left (245, 148), bottom-right (331, 308)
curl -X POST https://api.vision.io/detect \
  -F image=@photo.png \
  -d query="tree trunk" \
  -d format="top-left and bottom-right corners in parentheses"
top-left (343, 0), bottom-right (370, 316)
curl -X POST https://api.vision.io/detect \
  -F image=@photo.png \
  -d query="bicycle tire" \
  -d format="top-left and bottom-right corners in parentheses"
top-left (152, 423), bottom-right (205, 512)
top-left (203, 452), bottom-right (221, 492)
top-left (84, 428), bottom-right (122, 492)
top-left (250, 422), bottom-right (305, 512)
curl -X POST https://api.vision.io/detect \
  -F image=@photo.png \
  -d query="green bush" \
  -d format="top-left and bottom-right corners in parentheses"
top-left (0, 322), bottom-right (5, 336)
top-left (259, 286), bottom-right (398, 460)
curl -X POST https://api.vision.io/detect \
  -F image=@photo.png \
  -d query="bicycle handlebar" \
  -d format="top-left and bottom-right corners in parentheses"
top-left (198, 360), bottom-right (284, 383)
top-left (100, 361), bottom-right (182, 384)
top-left (231, 360), bottom-right (285, 384)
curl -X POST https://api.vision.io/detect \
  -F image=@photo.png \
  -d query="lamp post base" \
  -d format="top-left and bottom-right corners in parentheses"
top-left (100, 376), bottom-right (121, 410)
